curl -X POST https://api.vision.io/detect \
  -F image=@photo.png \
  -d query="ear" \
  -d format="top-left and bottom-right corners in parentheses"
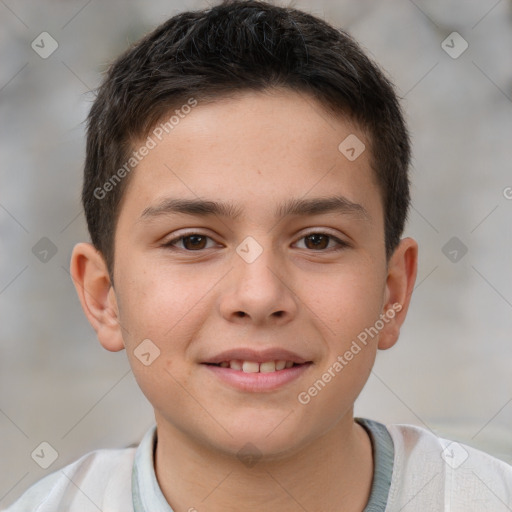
top-left (378, 237), bottom-right (418, 350)
top-left (69, 242), bottom-right (125, 352)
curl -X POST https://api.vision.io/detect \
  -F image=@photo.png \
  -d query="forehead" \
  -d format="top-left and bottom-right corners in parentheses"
top-left (119, 89), bottom-right (381, 226)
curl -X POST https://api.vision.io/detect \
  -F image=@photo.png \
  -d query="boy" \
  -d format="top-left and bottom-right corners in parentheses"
top-left (5, 1), bottom-right (512, 510)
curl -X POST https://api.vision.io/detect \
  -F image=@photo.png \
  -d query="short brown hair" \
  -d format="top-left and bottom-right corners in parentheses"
top-left (83, 0), bottom-right (411, 281)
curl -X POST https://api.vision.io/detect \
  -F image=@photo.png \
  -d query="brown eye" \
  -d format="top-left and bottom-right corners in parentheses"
top-left (163, 234), bottom-right (215, 251)
top-left (295, 232), bottom-right (349, 252)
top-left (304, 234), bottom-right (329, 250)
top-left (182, 235), bottom-right (207, 250)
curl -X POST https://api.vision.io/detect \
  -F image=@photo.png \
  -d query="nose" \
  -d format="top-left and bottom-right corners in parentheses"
top-left (219, 240), bottom-right (298, 326)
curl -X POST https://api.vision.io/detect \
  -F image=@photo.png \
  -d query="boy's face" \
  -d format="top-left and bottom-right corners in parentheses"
top-left (73, 89), bottom-right (417, 458)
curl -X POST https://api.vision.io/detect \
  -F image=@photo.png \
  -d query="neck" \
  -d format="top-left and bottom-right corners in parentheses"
top-left (153, 411), bottom-right (374, 512)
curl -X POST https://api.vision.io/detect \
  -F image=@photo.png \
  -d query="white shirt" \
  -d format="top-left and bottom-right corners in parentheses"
top-left (3, 418), bottom-right (512, 511)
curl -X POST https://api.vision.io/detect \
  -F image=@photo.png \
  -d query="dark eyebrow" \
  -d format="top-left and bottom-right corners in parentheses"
top-left (139, 195), bottom-right (369, 222)
top-left (275, 196), bottom-right (368, 220)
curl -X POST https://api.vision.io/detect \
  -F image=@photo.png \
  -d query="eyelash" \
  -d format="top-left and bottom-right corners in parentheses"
top-left (161, 231), bottom-right (350, 253)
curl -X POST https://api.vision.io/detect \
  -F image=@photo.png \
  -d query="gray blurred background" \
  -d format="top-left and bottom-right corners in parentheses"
top-left (1, 0), bottom-right (511, 507)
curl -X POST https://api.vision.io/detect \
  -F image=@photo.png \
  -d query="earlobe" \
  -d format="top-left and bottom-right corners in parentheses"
top-left (69, 243), bottom-right (125, 352)
top-left (378, 237), bottom-right (418, 350)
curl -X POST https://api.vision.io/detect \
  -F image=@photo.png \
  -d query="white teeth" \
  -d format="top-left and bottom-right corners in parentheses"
top-left (260, 361), bottom-right (276, 373)
top-left (223, 360), bottom-right (298, 372)
top-left (229, 360), bottom-right (243, 370)
top-left (242, 361), bottom-right (260, 373)
top-left (275, 360), bottom-right (286, 370)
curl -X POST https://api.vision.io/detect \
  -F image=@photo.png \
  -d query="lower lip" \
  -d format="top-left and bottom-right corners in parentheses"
top-left (202, 363), bottom-right (312, 392)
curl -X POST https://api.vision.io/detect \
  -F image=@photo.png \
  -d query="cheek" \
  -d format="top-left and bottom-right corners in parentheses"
top-left (302, 265), bottom-right (384, 413)
top-left (116, 260), bottom-right (206, 377)
top-left (306, 264), bottom-right (385, 339)
top-left (295, 337), bottom-right (377, 439)
top-left (117, 267), bottom-right (199, 415)
top-left (118, 263), bottom-right (197, 343)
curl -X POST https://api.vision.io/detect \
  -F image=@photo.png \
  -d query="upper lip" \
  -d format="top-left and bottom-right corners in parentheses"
top-left (202, 348), bottom-right (311, 365)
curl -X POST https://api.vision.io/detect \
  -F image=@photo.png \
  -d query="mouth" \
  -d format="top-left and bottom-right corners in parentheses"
top-left (204, 360), bottom-right (306, 372)
top-left (201, 348), bottom-right (313, 392)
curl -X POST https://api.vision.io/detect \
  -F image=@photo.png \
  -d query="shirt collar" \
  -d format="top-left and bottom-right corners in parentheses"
top-left (132, 418), bottom-right (394, 512)
top-left (132, 424), bottom-right (174, 512)
top-left (355, 417), bottom-right (395, 511)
